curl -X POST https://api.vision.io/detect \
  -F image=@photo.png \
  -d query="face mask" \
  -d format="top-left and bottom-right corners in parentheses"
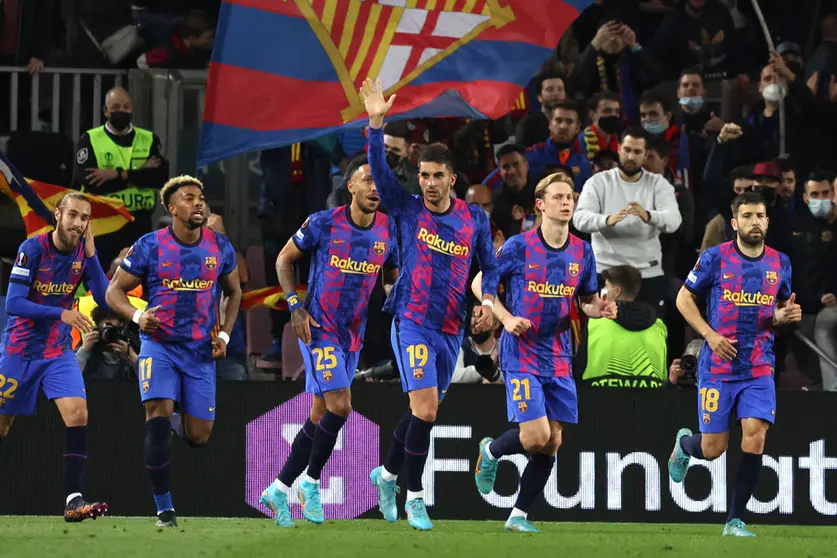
top-left (763, 83), bottom-right (787, 103)
top-left (808, 198), bottom-right (833, 218)
top-left (108, 111), bottom-right (132, 132)
top-left (598, 116), bottom-right (623, 135)
top-left (786, 61), bottom-right (803, 76)
top-left (385, 151), bottom-right (402, 170)
top-left (754, 185), bottom-right (776, 205)
top-left (642, 121), bottom-right (667, 135)
top-left (679, 96), bottom-right (704, 111)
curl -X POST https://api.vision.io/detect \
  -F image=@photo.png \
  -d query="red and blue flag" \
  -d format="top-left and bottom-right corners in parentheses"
top-left (199, 0), bottom-right (592, 166)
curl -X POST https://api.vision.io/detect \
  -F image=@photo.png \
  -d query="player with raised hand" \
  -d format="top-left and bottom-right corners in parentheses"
top-left (471, 172), bottom-right (616, 533)
top-left (670, 191), bottom-right (801, 537)
top-left (106, 176), bottom-right (242, 528)
top-left (0, 192), bottom-right (110, 522)
top-left (259, 153), bottom-right (397, 527)
top-left (361, 78), bottom-right (499, 530)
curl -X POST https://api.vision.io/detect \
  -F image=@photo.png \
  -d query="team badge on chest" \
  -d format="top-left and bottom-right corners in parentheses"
top-left (204, 256), bottom-right (217, 271)
top-left (373, 241), bottom-right (386, 255)
top-left (568, 262), bottom-right (579, 277)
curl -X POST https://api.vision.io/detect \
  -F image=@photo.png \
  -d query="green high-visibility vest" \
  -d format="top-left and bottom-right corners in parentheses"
top-left (85, 125), bottom-right (157, 212)
top-left (582, 318), bottom-right (668, 388)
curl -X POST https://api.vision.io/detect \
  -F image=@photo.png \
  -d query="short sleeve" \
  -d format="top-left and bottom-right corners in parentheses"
top-left (9, 239), bottom-right (39, 286)
top-left (684, 248), bottom-right (715, 296)
top-left (495, 237), bottom-right (521, 281)
top-left (778, 254), bottom-right (792, 301)
top-left (220, 236), bottom-right (237, 276)
top-left (121, 236), bottom-right (149, 277)
top-left (292, 212), bottom-right (325, 252)
top-left (578, 243), bottom-right (599, 297)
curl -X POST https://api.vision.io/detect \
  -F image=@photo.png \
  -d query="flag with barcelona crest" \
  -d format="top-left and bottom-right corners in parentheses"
top-left (199, 0), bottom-right (593, 165)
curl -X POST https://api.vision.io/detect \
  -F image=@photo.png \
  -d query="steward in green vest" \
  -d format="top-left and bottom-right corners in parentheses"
top-left (580, 265), bottom-right (668, 388)
top-left (73, 87), bottom-right (169, 268)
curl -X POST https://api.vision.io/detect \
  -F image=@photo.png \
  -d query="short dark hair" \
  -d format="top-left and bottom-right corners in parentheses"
top-left (620, 125), bottom-right (648, 145)
top-left (535, 70), bottom-right (566, 96)
top-left (176, 10), bottom-right (214, 39)
top-left (548, 100), bottom-right (581, 121)
top-left (591, 91), bottom-right (621, 110)
top-left (601, 265), bottom-right (643, 301)
top-left (638, 89), bottom-right (671, 113)
top-left (646, 135), bottom-right (670, 158)
top-left (592, 149), bottom-right (618, 166)
top-left (56, 192), bottom-right (90, 211)
top-left (731, 165), bottom-right (754, 181)
top-left (160, 175), bottom-right (204, 208)
top-left (383, 121), bottom-right (410, 139)
top-left (806, 169), bottom-right (833, 183)
top-left (679, 67), bottom-right (704, 82)
top-left (344, 153), bottom-right (369, 184)
top-left (417, 143), bottom-right (456, 173)
top-left (731, 191), bottom-right (768, 216)
top-left (91, 305), bottom-right (122, 325)
top-left (496, 143), bottom-right (526, 161)
top-left (775, 156), bottom-right (795, 175)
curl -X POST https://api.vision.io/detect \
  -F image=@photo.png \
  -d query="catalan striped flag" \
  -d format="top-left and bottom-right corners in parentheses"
top-left (0, 151), bottom-right (134, 238)
top-left (240, 286), bottom-right (308, 312)
top-left (199, 0), bottom-right (593, 165)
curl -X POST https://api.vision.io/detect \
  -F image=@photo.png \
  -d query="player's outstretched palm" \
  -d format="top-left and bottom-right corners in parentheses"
top-left (211, 337), bottom-right (227, 360)
top-left (62, 310), bottom-right (93, 333)
top-left (291, 308), bottom-right (320, 345)
top-left (360, 78), bottom-right (396, 119)
top-left (83, 225), bottom-right (96, 259)
top-left (139, 305), bottom-right (162, 333)
top-left (707, 331), bottom-right (737, 361)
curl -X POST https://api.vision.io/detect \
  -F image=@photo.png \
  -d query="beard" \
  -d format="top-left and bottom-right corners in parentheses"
top-left (186, 215), bottom-right (207, 230)
top-left (56, 223), bottom-right (82, 248)
top-left (618, 161), bottom-right (643, 176)
top-left (738, 228), bottom-right (765, 246)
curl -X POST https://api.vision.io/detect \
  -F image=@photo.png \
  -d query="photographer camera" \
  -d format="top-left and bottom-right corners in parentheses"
top-left (76, 306), bottom-right (139, 380)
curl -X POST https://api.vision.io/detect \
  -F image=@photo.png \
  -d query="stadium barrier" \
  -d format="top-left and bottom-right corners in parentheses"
top-left (3, 381), bottom-right (837, 525)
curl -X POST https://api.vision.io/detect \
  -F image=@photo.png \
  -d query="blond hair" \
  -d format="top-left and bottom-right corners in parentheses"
top-left (533, 171), bottom-right (574, 216)
top-left (159, 175), bottom-right (204, 208)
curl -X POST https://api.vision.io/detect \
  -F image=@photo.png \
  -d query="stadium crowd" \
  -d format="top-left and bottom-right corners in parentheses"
top-left (1, 0), bottom-right (836, 392)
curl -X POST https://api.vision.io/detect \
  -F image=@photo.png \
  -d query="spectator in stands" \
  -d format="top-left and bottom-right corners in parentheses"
top-left (649, 0), bottom-right (740, 80)
top-left (578, 92), bottom-right (623, 163)
top-left (136, 9), bottom-right (214, 69)
top-left (775, 156), bottom-right (798, 210)
top-left (789, 174), bottom-right (837, 389)
top-left (73, 86), bottom-right (169, 268)
top-left (526, 101), bottom-right (592, 191)
top-left (638, 90), bottom-right (690, 188)
top-left (465, 185), bottom-right (504, 251)
top-left (751, 160), bottom-right (793, 255)
top-left (453, 120), bottom-right (510, 186)
top-left (805, 12), bottom-right (837, 103)
top-left (578, 265), bottom-right (667, 388)
top-left (592, 149), bottom-right (619, 174)
top-left (484, 144), bottom-right (535, 240)
top-left (514, 70), bottom-right (567, 148)
top-left (77, 307), bottom-right (139, 380)
top-left (573, 126), bottom-right (682, 317)
top-left (571, 20), bottom-right (663, 123)
top-left (700, 164), bottom-right (754, 251)
top-left (382, 121), bottom-right (422, 195)
top-left (777, 41), bottom-right (805, 78)
top-left (645, 137), bottom-right (695, 280)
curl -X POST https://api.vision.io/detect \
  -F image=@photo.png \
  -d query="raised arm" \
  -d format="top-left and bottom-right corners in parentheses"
top-left (361, 78), bottom-right (411, 212)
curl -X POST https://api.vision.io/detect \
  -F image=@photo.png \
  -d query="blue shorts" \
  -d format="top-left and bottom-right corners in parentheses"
top-left (0, 352), bottom-right (85, 416)
top-left (299, 337), bottom-right (359, 396)
top-left (391, 317), bottom-right (462, 401)
top-left (504, 370), bottom-right (578, 424)
top-left (697, 375), bottom-right (776, 434)
top-left (138, 339), bottom-right (216, 421)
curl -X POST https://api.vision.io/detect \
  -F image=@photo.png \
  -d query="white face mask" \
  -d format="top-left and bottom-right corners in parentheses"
top-left (763, 83), bottom-right (787, 103)
top-left (808, 198), bottom-right (833, 219)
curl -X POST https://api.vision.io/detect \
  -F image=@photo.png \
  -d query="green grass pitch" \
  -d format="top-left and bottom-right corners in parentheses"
top-left (2, 517), bottom-right (837, 558)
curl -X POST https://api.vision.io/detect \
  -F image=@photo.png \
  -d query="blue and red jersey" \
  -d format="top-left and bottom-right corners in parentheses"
top-left (496, 229), bottom-right (598, 377)
top-left (368, 127), bottom-right (499, 335)
top-left (293, 206), bottom-right (396, 352)
top-left (684, 241), bottom-right (792, 380)
top-left (121, 226), bottom-right (237, 345)
top-left (2, 233), bottom-right (108, 359)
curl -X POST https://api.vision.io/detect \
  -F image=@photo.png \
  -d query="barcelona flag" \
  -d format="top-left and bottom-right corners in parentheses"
top-left (199, 0), bottom-right (592, 165)
top-left (0, 151), bottom-right (134, 238)
top-left (240, 286), bottom-right (308, 312)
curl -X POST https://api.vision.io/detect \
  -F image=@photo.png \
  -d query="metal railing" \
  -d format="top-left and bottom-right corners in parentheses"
top-left (0, 66), bottom-right (129, 141)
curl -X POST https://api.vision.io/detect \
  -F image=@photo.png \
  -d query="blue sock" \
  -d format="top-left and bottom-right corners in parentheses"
top-left (278, 419), bottom-right (316, 486)
top-left (404, 415), bottom-right (433, 493)
top-left (488, 429), bottom-right (525, 459)
top-left (144, 417), bottom-right (173, 513)
top-left (728, 452), bottom-right (763, 523)
top-left (514, 453), bottom-right (555, 512)
top-left (63, 426), bottom-right (87, 500)
top-left (307, 411), bottom-right (348, 481)
top-left (383, 410), bottom-right (412, 476)
top-left (680, 433), bottom-right (705, 459)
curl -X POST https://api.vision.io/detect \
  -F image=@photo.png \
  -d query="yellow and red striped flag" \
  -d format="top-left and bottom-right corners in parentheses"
top-left (240, 286), bottom-right (308, 312)
top-left (0, 152), bottom-right (134, 238)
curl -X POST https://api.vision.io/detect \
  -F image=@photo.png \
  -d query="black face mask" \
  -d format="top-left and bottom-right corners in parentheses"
top-left (385, 150), bottom-right (402, 170)
top-left (108, 111), bottom-right (132, 132)
top-left (553, 140), bottom-right (574, 151)
top-left (598, 116), bottom-right (623, 135)
top-left (754, 185), bottom-right (776, 205)
top-left (786, 61), bottom-right (803, 76)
